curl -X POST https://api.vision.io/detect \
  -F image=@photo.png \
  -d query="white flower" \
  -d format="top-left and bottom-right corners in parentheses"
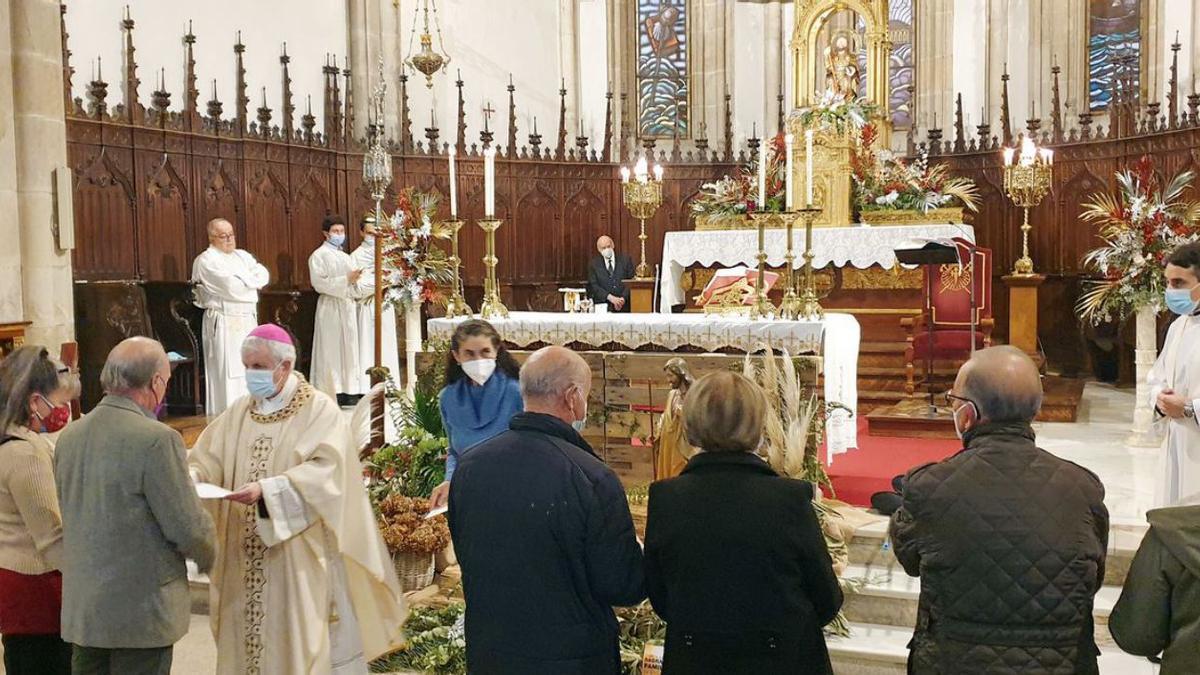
top-left (404, 250), bottom-right (419, 264)
top-left (407, 280), bottom-right (423, 299)
top-left (875, 191), bottom-right (900, 206)
top-left (420, 216), bottom-right (433, 237)
top-left (1129, 196), bottom-right (1146, 222)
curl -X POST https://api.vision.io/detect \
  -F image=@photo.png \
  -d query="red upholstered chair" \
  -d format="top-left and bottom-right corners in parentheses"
top-left (902, 238), bottom-right (994, 396)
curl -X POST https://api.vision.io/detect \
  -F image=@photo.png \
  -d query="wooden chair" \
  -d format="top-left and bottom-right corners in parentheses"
top-left (902, 238), bottom-right (995, 396)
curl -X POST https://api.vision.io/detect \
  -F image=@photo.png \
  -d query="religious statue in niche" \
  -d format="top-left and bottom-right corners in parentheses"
top-left (654, 357), bottom-right (695, 481)
top-left (824, 31), bottom-right (860, 103)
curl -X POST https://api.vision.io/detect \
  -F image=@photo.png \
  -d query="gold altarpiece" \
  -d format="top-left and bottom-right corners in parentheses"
top-left (789, 0), bottom-right (893, 228)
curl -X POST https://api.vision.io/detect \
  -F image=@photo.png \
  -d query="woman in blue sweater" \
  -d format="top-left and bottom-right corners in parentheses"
top-left (429, 320), bottom-right (523, 508)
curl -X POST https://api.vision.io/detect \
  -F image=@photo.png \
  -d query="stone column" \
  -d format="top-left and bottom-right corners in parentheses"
top-left (558, 0), bottom-right (580, 137)
top-left (349, 0), bottom-right (406, 141)
top-left (692, 0), bottom-right (731, 147)
top-left (763, 0), bottom-right (783, 135)
top-left (11, 0), bottom-right (74, 351)
top-left (915, 0), bottom-right (954, 130)
top-left (0, 1), bottom-right (24, 326)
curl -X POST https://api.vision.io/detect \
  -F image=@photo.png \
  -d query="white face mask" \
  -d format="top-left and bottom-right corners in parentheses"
top-left (571, 387), bottom-right (588, 432)
top-left (952, 401), bottom-right (976, 440)
top-left (461, 358), bottom-right (497, 386)
top-left (601, 248), bottom-right (614, 261)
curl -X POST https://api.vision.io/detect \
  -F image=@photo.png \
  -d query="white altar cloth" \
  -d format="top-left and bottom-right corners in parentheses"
top-left (427, 311), bottom-right (860, 454)
top-left (658, 223), bottom-right (976, 310)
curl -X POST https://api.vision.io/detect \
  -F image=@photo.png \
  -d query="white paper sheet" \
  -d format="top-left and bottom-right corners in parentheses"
top-left (425, 505), bottom-right (448, 519)
top-left (195, 482), bottom-right (233, 499)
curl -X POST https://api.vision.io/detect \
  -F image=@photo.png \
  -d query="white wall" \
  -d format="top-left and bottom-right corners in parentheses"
top-left (63, 0), bottom-right (347, 130)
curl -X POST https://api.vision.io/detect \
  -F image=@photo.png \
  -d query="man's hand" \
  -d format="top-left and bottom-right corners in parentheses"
top-left (348, 269), bottom-right (364, 285)
top-left (607, 294), bottom-right (625, 311)
top-left (430, 481), bottom-right (451, 509)
top-left (1158, 390), bottom-right (1190, 419)
top-left (226, 482), bottom-right (263, 505)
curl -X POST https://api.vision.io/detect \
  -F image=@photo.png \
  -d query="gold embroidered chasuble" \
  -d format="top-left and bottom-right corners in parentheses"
top-left (188, 376), bottom-right (407, 674)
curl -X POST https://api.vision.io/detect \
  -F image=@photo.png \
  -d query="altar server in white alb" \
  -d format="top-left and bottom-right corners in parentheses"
top-left (188, 324), bottom-right (407, 674)
top-left (192, 217), bottom-right (270, 415)
top-left (350, 214), bottom-right (400, 392)
top-left (1150, 242), bottom-right (1200, 506)
top-left (309, 214), bottom-right (369, 405)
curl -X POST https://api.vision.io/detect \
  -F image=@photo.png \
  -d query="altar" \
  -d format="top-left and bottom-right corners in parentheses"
top-left (426, 311), bottom-right (860, 484)
top-left (658, 223), bottom-right (975, 310)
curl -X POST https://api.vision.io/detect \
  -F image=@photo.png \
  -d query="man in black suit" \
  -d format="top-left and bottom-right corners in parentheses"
top-left (586, 235), bottom-right (636, 312)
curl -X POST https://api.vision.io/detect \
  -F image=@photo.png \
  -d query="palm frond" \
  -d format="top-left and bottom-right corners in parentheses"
top-left (1079, 193), bottom-right (1124, 226)
top-left (1076, 279), bottom-right (1120, 322)
top-left (1161, 170), bottom-right (1195, 206)
top-left (941, 178), bottom-right (980, 212)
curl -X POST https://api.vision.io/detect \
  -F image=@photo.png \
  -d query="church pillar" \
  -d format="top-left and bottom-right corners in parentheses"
top-left (348, 0), bottom-right (405, 141)
top-left (691, 0), bottom-right (731, 149)
top-left (762, 0), bottom-right (783, 135)
top-left (0, 0), bottom-right (24, 326)
top-left (1144, 0), bottom-right (1165, 107)
top-left (558, 0), bottom-right (580, 138)
top-left (915, 0), bottom-right (954, 131)
top-left (10, 0), bottom-right (74, 350)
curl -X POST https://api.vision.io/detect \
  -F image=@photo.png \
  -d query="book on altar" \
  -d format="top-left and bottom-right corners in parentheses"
top-left (696, 265), bottom-right (779, 307)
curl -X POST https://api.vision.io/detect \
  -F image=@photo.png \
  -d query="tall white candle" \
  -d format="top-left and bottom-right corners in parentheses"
top-left (804, 130), bottom-right (814, 206)
top-left (757, 141), bottom-right (767, 210)
top-left (448, 147), bottom-right (458, 218)
top-left (484, 148), bottom-right (495, 218)
top-left (784, 133), bottom-right (795, 211)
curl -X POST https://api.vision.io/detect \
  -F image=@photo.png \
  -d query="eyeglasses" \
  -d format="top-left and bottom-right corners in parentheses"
top-left (942, 390), bottom-right (976, 409)
top-left (212, 233), bottom-right (236, 241)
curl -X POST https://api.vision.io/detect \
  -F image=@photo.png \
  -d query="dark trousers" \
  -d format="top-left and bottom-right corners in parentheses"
top-left (2, 633), bottom-right (71, 675)
top-left (71, 645), bottom-right (172, 675)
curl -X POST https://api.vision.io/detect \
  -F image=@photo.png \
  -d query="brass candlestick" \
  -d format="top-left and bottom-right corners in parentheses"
top-left (477, 218), bottom-right (508, 319)
top-left (747, 212), bottom-right (779, 320)
top-left (620, 163), bottom-right (664, 279)
top-left (442, 220), bottom-right (472, 318)
top-left (777, 211), bottom-right (802, 320)
top-left (1002, 141), bottom-right (1053, 275)
top-left (796, 206), bottom-right (824, 320)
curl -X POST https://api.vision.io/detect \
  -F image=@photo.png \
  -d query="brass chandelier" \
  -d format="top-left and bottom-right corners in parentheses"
top-left (402, 0), bottom-right (452, 88)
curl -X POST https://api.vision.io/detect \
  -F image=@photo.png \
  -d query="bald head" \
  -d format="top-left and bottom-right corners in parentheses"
top-left (596, 236), bottom-right (614, 253)
top-left (207, 218), bottom-right (236, 253)
top-left (520, 346), bottom-right (591, 425)
top-left (955, 345), bottom-right (1043, 424)
top-left (100, 336), bottom-right (170, 398)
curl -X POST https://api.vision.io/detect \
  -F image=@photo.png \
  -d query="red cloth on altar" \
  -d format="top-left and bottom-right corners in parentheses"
top-left (0, 568), bottom-right (63, 635)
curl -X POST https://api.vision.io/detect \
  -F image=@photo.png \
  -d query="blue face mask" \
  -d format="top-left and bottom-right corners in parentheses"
top-left (1165, 286), bottom-right (1199, 316)
top-left (245, 368), bottom-right (279, 399)
top-left (327, 233), bottom-right (346, 248)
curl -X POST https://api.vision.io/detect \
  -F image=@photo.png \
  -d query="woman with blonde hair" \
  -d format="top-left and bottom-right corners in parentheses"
top-left (643, 370), bottom-right (842, 674)
top-left (0, 346), bottom-right (78, 674)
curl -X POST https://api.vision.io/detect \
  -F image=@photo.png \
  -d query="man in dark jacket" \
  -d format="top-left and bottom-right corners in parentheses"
top-left (1110, 504), bottom-right (1200, 673)
top-left (889, 345), bottom-right (1109, 675)
top-left (448, 346), bottom-right (645, 674)
top-left (586, 235), bottom-right (637, 312)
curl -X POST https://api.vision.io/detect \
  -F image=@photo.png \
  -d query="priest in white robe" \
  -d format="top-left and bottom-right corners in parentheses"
top-left (1150, 242), bottom-right (1200, 506)
top-left (188, 324), bottom-right (407, 674)
top-left (192, 217), bottom-right (270, 415)
top-left (350, 215), bottom-right (400, 392)
top-left (309, 215), bottom-right (369, 404)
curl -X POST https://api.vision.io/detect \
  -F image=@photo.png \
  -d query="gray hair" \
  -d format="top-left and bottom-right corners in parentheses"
top-left (241, 336), bottom-right (297, 367)
top-left (961, 364), bottom-right (1043, 424)
top-left (520, 348), bottom-right (589, 401)
top-left (100, 340), bottom-right (167, 394)
top-left (0, 346), bottom-right (63, 431)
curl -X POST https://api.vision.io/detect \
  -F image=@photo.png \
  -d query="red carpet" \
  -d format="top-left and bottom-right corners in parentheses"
top-left (820, 418), bottom-right (963, 507)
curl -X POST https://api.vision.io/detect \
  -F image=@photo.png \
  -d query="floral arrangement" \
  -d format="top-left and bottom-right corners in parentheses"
top-left (850, 123), bottom-right (979, 214)
top-left (690, 133), bottom-right (789, 228)
top-left (376, 494), bottom-right (451, 557)
top-left (367, 423), bottom-right (448, 502)
top-left (792, 93), bottom-right (879, 135)
top-left (1077, 156), bottom-right (1200, 324)
top-left (379, 187), bottom-right (455, 309)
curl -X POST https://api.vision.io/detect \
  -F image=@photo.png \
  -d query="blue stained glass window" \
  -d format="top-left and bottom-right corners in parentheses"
top-left (1088, 0), bottom-right (1140, 110)
top-left (854, 0), bottom-right (914, 129)
top-left (637, 0), bottom-right (688, 138)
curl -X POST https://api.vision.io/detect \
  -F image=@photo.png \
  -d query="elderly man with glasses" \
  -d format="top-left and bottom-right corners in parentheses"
top-left (191, 217), bottom-right (270, 415)
top-left (888, 345), bottom-right (1109, 675)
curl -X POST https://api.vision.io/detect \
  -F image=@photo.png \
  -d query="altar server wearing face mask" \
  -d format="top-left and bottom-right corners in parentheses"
top-left (308, 214), bottom-right (370, 406)
top-left (429, 320), bottom-right (523, 509)
top-left (1149, 242), bottom-right (1200, 507)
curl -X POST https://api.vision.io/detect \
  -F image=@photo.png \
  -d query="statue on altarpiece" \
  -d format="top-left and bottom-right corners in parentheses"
top-left (654, 357), bottom-right (696, 481)
top-left (823, 31), bottom-right (860, 103)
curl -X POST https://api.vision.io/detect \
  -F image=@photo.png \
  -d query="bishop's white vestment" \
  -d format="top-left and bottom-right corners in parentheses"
top-left (309, 243), bottom-right (368, 398)
top-left (192, 246), bottom-right (270, 415)
top-left (1148, 312), bottom-right (1200, 506)
top-left (350, 239), bottom-right (400, 392)
top-left (188, 374), bottom-right (407, 674)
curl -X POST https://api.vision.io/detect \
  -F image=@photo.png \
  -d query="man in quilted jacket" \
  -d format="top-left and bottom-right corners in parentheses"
top-left (889, 346), bottom-right (1109, 674)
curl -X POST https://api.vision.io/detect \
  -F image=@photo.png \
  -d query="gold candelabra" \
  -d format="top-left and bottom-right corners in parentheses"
top-left (477, 218), bottom-right (508, 319)
top-left (796, 206), bottom-right (824, 320)
top-left (620, 160), bottom-right (664, 279)
top-left (776, 211), bottom-right (803, 320)
top-left (747, 212), bottom-right (779, 320)
top-left (442, 219), bottom-right (472, 317)
top-left (1002, 139), bottom-right (1053, 276)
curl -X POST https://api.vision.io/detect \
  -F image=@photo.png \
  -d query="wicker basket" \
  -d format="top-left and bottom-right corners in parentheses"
top-left (393, 551), bottom-right (436, 592)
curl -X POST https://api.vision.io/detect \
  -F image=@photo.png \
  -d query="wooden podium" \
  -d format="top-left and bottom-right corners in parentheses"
top-left (1002, 273), bottom-right (1045, 364)
top-left (624, 278), bottom-right (656, 313)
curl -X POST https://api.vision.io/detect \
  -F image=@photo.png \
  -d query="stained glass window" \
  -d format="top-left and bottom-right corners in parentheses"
top-left (1088, 0), bottom-right (1140, 110)
top-left (637, 0), bottom-right (688, 138)
top-left (851, 0), bottom-right (914, 129)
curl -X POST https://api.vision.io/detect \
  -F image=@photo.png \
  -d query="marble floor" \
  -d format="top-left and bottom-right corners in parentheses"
top-left (1034, 382), bottom-right (1159, 527)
